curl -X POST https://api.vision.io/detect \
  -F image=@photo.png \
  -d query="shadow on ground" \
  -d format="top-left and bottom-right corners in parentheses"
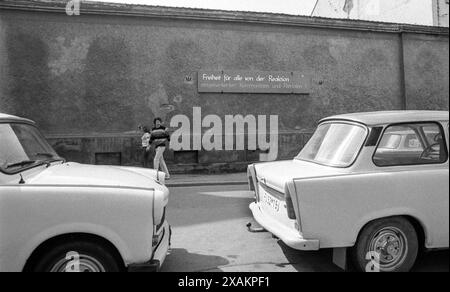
top-left (277, 241), bottom-right (342, 272)
top-left (161, 248), bottom-right (230, 272)
top-left (412, 249), bottom-right (449, 272)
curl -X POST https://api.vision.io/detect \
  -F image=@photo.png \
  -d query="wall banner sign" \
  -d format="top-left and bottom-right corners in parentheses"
top-left (198, 71), bottom-right (310, 94)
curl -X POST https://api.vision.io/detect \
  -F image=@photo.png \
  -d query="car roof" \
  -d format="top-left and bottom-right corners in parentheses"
top-left (320, 111), bottom-right (449, 126)
top-left (0, 113), bottom-right (35, 124)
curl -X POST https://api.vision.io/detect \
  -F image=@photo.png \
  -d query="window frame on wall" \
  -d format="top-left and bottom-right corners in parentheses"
top-left (372, 121), bottom-right (449, 167)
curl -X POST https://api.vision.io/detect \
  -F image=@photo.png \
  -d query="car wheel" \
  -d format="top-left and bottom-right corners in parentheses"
top-left (352, 217), bottom-right (418, 272)
top-left (30, 240), bottom-right (123, 272)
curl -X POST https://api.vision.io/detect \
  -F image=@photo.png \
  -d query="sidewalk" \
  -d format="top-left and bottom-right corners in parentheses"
top-left (165, 172), bottom-right (248, 187)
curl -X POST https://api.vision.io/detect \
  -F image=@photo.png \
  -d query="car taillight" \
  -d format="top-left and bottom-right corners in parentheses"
top-left (285, 191), bottom-right (296, 220)
top-left (248, 164), bottom-right (260, 202)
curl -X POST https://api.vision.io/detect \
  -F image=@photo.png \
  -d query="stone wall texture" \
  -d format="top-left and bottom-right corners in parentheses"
top-left (0, 1), bottom-right (448, 173)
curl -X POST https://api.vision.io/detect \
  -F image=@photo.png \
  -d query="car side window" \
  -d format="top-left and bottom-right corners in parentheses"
top-left (373, 122), bottom-right (448, 167)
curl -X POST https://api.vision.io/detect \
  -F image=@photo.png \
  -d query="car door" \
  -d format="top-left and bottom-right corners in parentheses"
top-left (372, 121), bottom-right (449, 249)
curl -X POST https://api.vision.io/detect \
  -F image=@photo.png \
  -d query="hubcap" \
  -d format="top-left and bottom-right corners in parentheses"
top-left (368, 227), bottom-right (408, 271)
top-left (50, 254), bottom-right (106, 272)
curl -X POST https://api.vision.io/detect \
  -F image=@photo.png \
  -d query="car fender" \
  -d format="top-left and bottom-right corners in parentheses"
top-left (0, 185), bottom-right (155, 272)
top-left (351, 208), bottom-right (429, 247)
top-left (18, 222), bottom-right (131, 272)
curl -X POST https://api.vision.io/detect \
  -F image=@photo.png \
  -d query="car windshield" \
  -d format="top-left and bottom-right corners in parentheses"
top-left (296, 122), bottom-right (367, 167)
top-left (0, 123), bottom-right (61, 172)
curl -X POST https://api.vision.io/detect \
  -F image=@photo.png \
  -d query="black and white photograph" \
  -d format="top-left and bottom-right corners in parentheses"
top-left (0, 0), bottom-right (449, 278)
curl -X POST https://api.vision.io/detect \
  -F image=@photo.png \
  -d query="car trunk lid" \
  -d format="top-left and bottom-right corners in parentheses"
top-left (253, 159), bottom-right (348, 230)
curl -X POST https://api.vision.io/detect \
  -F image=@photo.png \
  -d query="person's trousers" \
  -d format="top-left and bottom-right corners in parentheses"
top-left (142, 147), bottom-right (150, 168)
top-left (154, 146), bottom-right (170, 177)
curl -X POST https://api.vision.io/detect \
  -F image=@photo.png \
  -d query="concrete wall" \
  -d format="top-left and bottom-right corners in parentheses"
top-left (0, 1), bottom-right (448, 173)
top-left (404, 33), bottom-right (449, 110)
top-left (0, 14), bottom-right (7, 110)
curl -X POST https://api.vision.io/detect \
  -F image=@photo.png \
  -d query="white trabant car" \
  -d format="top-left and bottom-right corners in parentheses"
top-left (248, 111), bottom-right (449, 272)
top-left (0, 113), bottom-right (171, 272)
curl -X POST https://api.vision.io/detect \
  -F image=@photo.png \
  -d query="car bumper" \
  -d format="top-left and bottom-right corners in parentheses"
top-left (127, 221), bottom-right (171, 272)
top-left (249, 202), bottom-right (319, 251)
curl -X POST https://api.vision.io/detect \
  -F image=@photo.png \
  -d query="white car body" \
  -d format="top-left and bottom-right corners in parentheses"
top-left (248, 111), bottom-right (449, 270)
top-left (0, 113), bottom-right (171, 272)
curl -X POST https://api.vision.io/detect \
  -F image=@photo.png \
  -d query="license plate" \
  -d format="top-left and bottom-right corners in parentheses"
top-left (261, 191), bottom-right (281, 212)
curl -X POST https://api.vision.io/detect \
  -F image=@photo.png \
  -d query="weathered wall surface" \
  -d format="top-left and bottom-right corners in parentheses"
top-left (404, 33), bottom-right (449, 110)
top-left (0, 15), bottom-right (6, 109)
top-left (0, 1), bottom-right (448, 172)
top-left (0, 11), bottom-right (404, 133)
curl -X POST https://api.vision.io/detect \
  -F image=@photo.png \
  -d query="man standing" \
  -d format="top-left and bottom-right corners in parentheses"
top-left (150, 118), bottom-right (171, 179)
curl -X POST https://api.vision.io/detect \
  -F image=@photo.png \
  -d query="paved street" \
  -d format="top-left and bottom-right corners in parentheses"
top-left (161, 184), bottom-right (449, 272)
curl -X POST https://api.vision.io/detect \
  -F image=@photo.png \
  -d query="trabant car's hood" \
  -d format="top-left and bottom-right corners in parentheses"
top-left (26, 162), bottom-right (164, 191)
top-left (254, 159), bottom-right (349, 193)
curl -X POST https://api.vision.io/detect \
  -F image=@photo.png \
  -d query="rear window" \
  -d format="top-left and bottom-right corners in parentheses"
top-left (297, 122), bottom-right (367, 167)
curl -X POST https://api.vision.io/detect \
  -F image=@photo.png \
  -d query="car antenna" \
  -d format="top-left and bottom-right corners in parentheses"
top-left (19, 174), bottom-right (25, 184)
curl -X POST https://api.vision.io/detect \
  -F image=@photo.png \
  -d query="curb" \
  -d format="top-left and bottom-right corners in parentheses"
top-left (166, 180), bottom-right (248, 188)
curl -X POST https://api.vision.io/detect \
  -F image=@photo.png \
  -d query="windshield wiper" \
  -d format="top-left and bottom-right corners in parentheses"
top-left (33, 153), bottom-right (65, 165)
top-left (34, 152), bottom-right (56, 158)
top-left (5, 160), bottom-right (38, 169)
top-left (44, 158), bottom-right (65, 166)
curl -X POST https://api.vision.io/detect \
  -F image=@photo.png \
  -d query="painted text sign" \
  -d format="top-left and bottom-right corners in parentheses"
top-left (198, 71), bottom-right (310, 94)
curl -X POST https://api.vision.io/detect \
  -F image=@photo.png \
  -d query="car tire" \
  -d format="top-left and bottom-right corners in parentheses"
top-left (30, 240), bottom-right (123, 272)
top-left (352, 217), bottom-right (418, 272)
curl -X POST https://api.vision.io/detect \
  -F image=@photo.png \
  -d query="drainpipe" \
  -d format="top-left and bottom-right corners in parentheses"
top-left (432, 0), bottom-right (439, 26)
top-left (398, 31), bottom-right (407, 110)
